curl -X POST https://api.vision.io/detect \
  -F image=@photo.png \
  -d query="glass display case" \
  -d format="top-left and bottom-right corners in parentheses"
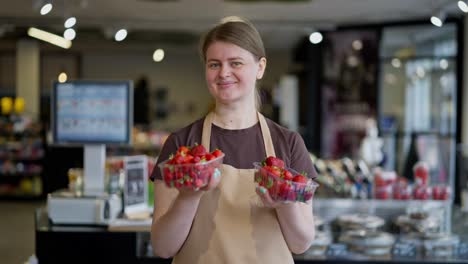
top-left (378, 23), bottom-right (458, 195)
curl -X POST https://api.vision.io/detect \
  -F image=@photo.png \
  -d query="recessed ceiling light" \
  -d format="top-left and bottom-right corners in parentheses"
top-left (64, 17), bottom-right (77, 28)
top-left (114, 29), bottom-right (127, 41)
top-left (153, 49), bottom-right (165, 62)
top-left (64, 28), bottom-right (76, 40)
top-left (309, 32), bottom-right (323, 44)
top-left (40, 3), bottom-right (53, 15)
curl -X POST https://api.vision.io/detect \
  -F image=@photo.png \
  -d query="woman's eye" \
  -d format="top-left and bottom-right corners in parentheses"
top-left (231, 61), bottom-right (242, 67)
top-left (208, 63), bottom-right (220, 69)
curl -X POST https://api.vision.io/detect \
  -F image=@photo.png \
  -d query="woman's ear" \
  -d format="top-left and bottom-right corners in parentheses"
top-left (256, 57), bottom-right (267, 80)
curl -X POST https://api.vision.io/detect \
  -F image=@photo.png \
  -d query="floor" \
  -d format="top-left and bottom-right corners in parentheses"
top-left (0, 200), bottom-right (45, 264)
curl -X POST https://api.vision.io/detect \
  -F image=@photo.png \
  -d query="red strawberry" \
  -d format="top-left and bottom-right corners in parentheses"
top-left (283, 170), bottom-right (293, 181)
top-left (265, 156), bottom-right (285, 168)
top-left (190, 144), bottom-right (207, 157)
top-left (292, 175), bottom-right (308, 184)
top-left (191, 156), bottom-right (201, 163)
top-left (212, 149), bottom-right (224, 158)
top-left (177, 146), bottom-right (190, 155)
top-left (183, 154), bottom-right (194, 163)
top-left (194, 179), bottom-right (204, 188)
top-left (173, 154), bottom-right (185, 164)
top-left (278, 182), bottom-right (292, 199)
top-left (204, 153), bottom-right (215, 161)
top-left (266, 166), bottom-right (282, 178)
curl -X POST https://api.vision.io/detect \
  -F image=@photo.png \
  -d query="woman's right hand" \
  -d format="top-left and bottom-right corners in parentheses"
top-left (177, 168), bottom-right (222, 198)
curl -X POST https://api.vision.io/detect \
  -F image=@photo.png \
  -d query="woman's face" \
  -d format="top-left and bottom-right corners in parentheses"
top-left (205, 41), bottom-right (266, 106)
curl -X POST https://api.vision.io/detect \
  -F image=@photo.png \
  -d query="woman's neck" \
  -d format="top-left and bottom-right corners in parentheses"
top-left (212, 104), bottom-right (258, 130)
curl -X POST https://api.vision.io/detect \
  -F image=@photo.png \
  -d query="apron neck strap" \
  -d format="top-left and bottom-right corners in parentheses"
top-left (202, 112), bottom-right (276, 157)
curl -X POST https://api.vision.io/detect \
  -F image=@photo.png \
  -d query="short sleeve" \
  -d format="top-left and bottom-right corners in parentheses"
top-left (150, 133), bottom-right (179, 181)
top-left (289, 132), bottom-right (317, 179)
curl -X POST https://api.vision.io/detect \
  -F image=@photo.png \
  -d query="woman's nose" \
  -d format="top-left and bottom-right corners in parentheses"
top-left (218, 65), bottom-right (231, 77)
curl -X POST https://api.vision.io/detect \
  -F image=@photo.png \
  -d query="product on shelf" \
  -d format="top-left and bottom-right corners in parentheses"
top-left (413, 161), bottom-right (429, 186)
top-left (0, 114), bottom-right (44, 198)
top-left (392, 177), bottom-right (412, 200)
top-left (159, 144), bottom-right (224, 190)
top-left (336, 213), bottom-right (385, 231)
top-left (432, 185), bottom-right (451, 200)
top-left (313, 157), bottom-right (372, 199)
top-left (339, 230), bottom-right (395, 257)
top-left (253, 156), bottom-right (319, 203)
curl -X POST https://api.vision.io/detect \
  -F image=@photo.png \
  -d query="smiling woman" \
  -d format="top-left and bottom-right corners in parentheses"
top-left (204, 41), bottom-right (266, 109)
top-left (201, 16), bottom-right (267, 110)
top-left (150, 16), bottom-right (317, 264)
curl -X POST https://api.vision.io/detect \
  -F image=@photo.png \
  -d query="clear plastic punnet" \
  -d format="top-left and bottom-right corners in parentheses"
top-left (253, 162), bottom-right (319, 203)
top-left (159, 154), bottom-right (224, 190)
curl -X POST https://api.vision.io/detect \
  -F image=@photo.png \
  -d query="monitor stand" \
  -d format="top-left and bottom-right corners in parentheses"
top-left (83, 144), bottom-right (106, 196)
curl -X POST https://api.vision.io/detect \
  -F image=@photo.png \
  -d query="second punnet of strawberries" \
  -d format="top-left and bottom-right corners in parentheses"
top-left (254, 156), bottom-right (318, 203)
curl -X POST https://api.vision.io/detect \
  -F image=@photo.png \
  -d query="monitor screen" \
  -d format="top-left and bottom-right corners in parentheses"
top-left (52, 80), bottom-right (133, 145)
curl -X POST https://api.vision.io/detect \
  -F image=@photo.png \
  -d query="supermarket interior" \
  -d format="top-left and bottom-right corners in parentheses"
top-left (2, 0), bottom-right (468, 263)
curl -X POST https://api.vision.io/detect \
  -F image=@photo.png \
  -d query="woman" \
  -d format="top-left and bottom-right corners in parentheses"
top-left (150, 16), bottom-right (316, 263)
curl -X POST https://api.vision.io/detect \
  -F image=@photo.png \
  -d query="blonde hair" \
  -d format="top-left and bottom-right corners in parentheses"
top-left (200, 16), bottom-right (265, 109)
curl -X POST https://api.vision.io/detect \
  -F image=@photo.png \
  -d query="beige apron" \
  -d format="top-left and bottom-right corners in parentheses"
top-left (172, 112), bottom-right (293, 264)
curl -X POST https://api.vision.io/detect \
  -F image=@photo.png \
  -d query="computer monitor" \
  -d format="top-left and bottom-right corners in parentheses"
top-left (51, 80), bottom-right (133, 195)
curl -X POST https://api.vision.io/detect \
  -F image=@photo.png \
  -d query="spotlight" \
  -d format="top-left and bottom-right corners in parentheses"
top-left (58, 72), bottom-right (68, 83)
top-left (458, 1), bottom-right (468, 13)
top-left (64, 28), bottom-right (76, 40)
top-left (430, 10), bottom-right (446, 27)
top-left (64, 17), bottom-right (77, 28)
top-left (114, 29), bottom-right (127, 41)
top-left (153, 49), bottom-right (165, 62)
top-left (40, 2), bottom-right (53, 15)
top-left (439, 59), bottom-right (449, 70)
top-left (352, 40), bottom-right (363, 50)
top-left (309, 32), bottom-right (323, 44)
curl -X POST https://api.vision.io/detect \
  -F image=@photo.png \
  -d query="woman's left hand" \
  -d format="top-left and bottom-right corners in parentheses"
top-left (255, 186), bottom-right (289, 208)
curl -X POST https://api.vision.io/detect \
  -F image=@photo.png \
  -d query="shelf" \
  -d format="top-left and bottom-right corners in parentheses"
top-left (0, 193), bottom-right (44, 200)
top-left (0, 172), bottom-right (42, 178)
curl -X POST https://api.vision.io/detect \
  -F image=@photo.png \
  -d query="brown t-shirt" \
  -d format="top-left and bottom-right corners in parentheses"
top-left (150, 116), bottom-right (316, 181)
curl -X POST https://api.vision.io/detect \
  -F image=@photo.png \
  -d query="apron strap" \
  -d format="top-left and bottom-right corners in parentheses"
top-left (201, 112), bottom-right (214, 151)
top-left (201, 111), bottom-right (276, 157)
top-left (258, 113), bottom-right (276, 157)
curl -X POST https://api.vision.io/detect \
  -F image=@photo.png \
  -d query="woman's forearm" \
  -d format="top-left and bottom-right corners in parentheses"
top-left (275, 202), bottom-right (315, 254)
top-left (151, 192), bottom-right (203, 258)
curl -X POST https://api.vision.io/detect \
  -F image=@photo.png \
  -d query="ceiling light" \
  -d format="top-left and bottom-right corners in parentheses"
top-left (439, 59), bottom-right (449, 70)
top-left (309, 32), bottom-right (323, 44)
top-left (64, 17), bottom-right (77, 28)
top-left (40, 3), bottom-right (53, 15)
top-left (391, 58), bottom-right (401, 68)
top-left (430, 16), bottom-right (443, 27)
top-left (430, 10), bottom-right (446, 27)
top-left (64, 28), bottom-right (76, 40)
top-left (458, 1), bottom-right (468, 12)
top-left (114, 29), bottom-right (127, 41)
top-left (27, 27), bottom-right (72, 49)
top-left (352, 40), bottom-right (363, 50)
top-left (153, 49), bottom-right (165, 62)
top-left (58, 72), bottom-right (68, 83)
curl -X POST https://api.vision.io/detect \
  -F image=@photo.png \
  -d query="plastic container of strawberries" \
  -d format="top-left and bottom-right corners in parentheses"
top-left (253, 162), bottom-right (319, 203)
top-left (159, 154), bottom-right (224, 190)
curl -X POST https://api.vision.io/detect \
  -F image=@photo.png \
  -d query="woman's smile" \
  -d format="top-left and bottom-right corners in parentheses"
top-left (217, 80), bottom-right (237, 89)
